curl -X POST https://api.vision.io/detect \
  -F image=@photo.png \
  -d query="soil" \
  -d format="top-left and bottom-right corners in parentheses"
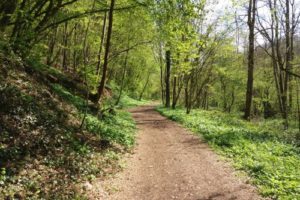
top-left (103, 106), bottom-right (263, 200)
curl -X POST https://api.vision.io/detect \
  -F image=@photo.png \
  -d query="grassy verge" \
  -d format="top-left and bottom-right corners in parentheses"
top-left (157, 107), bottom-right (300, 199)
top-left (117, 95), bottom-right (150, 108)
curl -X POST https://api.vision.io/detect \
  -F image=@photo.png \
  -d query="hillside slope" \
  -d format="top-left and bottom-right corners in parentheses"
top-left (0, 52), bottom-right (137, 199)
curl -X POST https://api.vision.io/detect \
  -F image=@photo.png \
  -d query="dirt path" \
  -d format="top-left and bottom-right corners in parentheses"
top-left (104, 106), bottom-right (262, 200)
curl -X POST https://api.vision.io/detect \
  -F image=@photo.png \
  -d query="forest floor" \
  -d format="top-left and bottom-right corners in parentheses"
top-left (102, 106), bottom-right (263, 200)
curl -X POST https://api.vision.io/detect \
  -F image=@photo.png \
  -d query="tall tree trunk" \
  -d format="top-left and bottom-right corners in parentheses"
top-left (73, 23), bottom-right (78, 73)
top-left (115, 50), bottom-right (129, 105)
top-left (83, 0), bottom-right (96, 67)
top-left (201, 88), bottom-right (208, 109)
top-left (244, 0), bottom-right (256, 120)
top-left (139, 73), bottom-right (151, 101)
top-left (0, 0), bottom-right (18, 31)
top-left (289, 27), bottom-right (294, 112)
top-left (187, 74), bottom-right (195, 114)
top-left (285, 0), bottom-right (291, 117)
top-left (173, 76), bottom-right (183, 109)
top-left (79, 0), bottom-right (96, 126)
top-left (62, 21), bottom-right (69, 71)
top-left (172, 76), bottom-right (177, 109)
top-left (185, 84), bottom-right (189, 114)
top-left (96, 12), bottom-right (107, 76)
top-left (297, 79), bottom-right (300, 133)
top-left (96, 0), bottom-right (115, 104)
top-left (220, 77), bottom-right (227, 111)
top-left (183, 73), bottom-right (193, 114)
top-left (273, 0), bottom-right (288, 126)
top-left (10, 0), bottom-right (27, 42)
top-left (46, 26), bottom-right (58, 66)
top-left (159, 43), bottom-right (165, 105)
top-left (165, 49), bottom-right (171, 107)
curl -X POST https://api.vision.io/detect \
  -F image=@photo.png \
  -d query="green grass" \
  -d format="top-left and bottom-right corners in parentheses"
top-left (117, 95), bottom-right (150, 108)
top-left (157, 107), bottom-right (300, 199)
top-left (85, 112), bottom-right (136, 147)
top-left (51, 84), bottom-right (136, 147)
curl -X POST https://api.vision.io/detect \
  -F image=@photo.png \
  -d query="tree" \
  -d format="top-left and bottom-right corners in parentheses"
top-left (95, 0), bottom-right (116, 105)
top-left (165, 49), bottom-right (171, 107)
top-left (244, 0), bottom-right (256, 120)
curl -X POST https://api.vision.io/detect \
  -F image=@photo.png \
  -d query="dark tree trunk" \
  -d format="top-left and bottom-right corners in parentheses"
top-left (46, 26), bottom-right (58, 66)
top-left (184, 75), bottom-right (189, 110)
top-left (159, 43), bottom-right (165, 105)
top-left (244, 0), bottom-right (256, 120)
top-left (96, 12), bottom-right (107, 76)
top-left (187, 75), bottom-right (194, 114)
top-left (201, 88), bottom-right (208, 109)
top-left (0, 0), bottom-right (18, 31)
top-left (185, 87), bottom-right (190, 114)
top-left (220, 77), bottom-right (227, 111)
top-left (72, 23), bottom-right (78, 72)
top-left (10, 0), bottom-right (27, 53)
top-left (62, 21), bottom-right (69, 71)
top-left (165, 50), bottom-right (171, 107)
top-left (172, 76), bottom-right (177, 109)
top-left (173, 76), bottom-right (183, 109)
top-left (185, 75), bottom-right (192, 114)
top-left (96, 0), bottom-right (115, 104)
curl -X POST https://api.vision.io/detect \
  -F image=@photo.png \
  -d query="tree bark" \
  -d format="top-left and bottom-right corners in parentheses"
top-left (0, 0), bottom-right (18, 31)
top-left (159, 43), bottom-right (165, 105)
top-left (115, 50), bottom-right (129, 105)
top-left (46, 26), bottom-right (58, 66)
top-left (96, 12), bottom-right (107, 76)
top-left (139, 73), bottom-right (151, 101)
top-left (95, 0), bottom-right (116, 104)
top-left (297, 79), bottom-right (300, 132)
top-left (285, 0), bottom-right (291, 115)
top-left (172, 76), bottom-right (177, 109)
top-left (173, 76), bottom-right (183, 109)
top-left (244, 0), bottom-right (256, 120)
top-left (165, 49), bottom-right (171, 107)
top-left (62, 21), bottom-right (69, 71)
top-left (72, 23), bottom-right (78, 72)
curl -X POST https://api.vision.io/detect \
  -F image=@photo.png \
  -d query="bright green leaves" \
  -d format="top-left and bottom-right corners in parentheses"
top-left (150, 0), bottom-right (206, 77)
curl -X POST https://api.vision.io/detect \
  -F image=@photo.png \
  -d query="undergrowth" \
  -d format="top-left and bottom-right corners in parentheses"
top-left (51, 84), bottom-right (136, 147)
top-left (0, 56), bottom-right (137, 199)
top-left (118, 95), bottom-right (149, 108)
top-left (157, 107), bottom-right (300, 200)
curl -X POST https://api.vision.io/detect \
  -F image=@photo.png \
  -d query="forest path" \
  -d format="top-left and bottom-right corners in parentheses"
top-left (104, 106), bottom-right (262, 200)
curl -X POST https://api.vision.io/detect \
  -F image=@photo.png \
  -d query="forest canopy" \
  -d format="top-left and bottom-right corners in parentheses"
top-left (1, 0), bottom-right (300, 128)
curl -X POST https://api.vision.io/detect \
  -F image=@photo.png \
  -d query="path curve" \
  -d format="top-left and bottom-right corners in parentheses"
top-left (105, 106), bottom-right (262, 200)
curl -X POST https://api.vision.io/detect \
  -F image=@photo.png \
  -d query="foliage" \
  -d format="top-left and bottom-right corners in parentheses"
top-left (0, 55), bottom-right (136, 199)
top-left (51, 83), bottom-right (136, 147)
top-left (117, 95), bottom-right (150, 108)
top-left (85, 111), bottom-right (136, 147)
top-left (157, 107), bottom-right (300, 199)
